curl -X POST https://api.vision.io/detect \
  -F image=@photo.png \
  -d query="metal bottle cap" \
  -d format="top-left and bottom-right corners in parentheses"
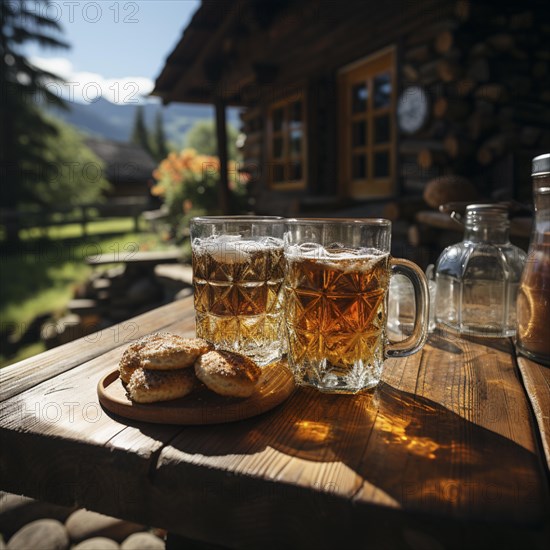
top-left (532, 153), bottom-right (550, 176)
top-left (465, 203), bottom-right (508, 215)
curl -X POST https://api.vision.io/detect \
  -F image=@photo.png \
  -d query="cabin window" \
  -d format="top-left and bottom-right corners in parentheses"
top-left (267, 94), bottom-right (306, 190)
top-left (338, 48), bottom-right (396, 199)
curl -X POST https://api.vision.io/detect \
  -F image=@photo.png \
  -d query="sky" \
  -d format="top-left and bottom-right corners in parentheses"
top-left (24, 0), bottom-right (201, 104)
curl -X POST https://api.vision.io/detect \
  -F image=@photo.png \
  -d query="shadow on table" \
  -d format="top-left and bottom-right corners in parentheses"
top-left (165, 382), bottom-right (546, 524)
top-left (428, 327), bottom-right (515, 355)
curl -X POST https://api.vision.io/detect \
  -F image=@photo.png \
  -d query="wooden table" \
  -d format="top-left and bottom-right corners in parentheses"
top-left (1, 296), bottom-right (549, 549)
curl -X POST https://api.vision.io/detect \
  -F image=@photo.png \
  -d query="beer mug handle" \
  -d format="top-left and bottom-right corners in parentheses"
top-left (386, 258), bottom-right (429, 358)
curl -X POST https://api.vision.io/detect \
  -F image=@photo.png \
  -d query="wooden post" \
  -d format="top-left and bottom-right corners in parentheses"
top-left (215, 97), bottom-right (230, 214)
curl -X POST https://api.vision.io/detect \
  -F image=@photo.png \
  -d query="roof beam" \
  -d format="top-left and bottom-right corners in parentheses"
top-left (166, 1), bottom-right (248, 104)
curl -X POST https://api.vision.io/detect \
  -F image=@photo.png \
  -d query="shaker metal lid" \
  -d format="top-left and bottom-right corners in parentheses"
top-left (532, 153), bottom-right (550, 176)
top-left (465, 203), bottom-right (508, 214)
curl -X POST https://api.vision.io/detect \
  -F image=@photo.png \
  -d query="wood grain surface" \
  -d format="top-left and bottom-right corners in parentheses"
top-left (97, 361), bottom-right (295, 425)
top-left (516, 355), bottom-right (550, 471)
top-left (1, 301), bottom-right (549, 550)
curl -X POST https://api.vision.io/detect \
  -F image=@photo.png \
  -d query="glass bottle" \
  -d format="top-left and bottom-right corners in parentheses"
top-left (516, 153), bottom-right (550, 365)
top-left (435, 204), bottom-right (526, 337)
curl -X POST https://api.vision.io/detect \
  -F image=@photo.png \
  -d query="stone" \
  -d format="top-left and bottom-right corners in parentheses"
top-left (6, 519), bottom-right (69, 550)
top-left (0, 493), bottom-right (74, 539)
top-left (73, 537), bottom-right (120, 550)
top-left (65, 509), bottom-right (145, 543)
top-left (121, 532), bottom-right (165, 550)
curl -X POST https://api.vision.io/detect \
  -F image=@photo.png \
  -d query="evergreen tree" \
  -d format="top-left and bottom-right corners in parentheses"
top-left (131, 105), bottom-right (152, 155)
top-left (152, 110), bottom-right (169, 161)
top-left (0, 0), bottom-right (69, 242)
top-left (33, 115), bottom-right (111, 208)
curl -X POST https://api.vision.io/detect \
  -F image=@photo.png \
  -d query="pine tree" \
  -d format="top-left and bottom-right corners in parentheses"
top-left (0, 0), bottom-right (69, 242)
top-left (131, 105), bottom-right (152, 155)
top-left (152, 110), bottom-right (169, 161)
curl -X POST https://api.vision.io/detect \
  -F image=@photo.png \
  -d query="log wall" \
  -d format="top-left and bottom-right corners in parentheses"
top-left (234, 0), bottom-right (549, 213)
top-left (398, 0), bottom-right (550, 201)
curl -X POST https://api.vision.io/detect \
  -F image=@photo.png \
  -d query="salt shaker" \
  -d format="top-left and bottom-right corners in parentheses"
top-left (434, 203), bottom-right (526, 337)
top-left (516, 153), bottom-right (550, 365)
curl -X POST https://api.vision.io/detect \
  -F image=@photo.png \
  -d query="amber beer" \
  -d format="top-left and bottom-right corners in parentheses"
top-left (285, 247), bottom-right (391, 391)
top-left (517, 242), bottom-right (550, 365)
top-left (192, 235), bottom-right (285, 365)
top-left (285, 219), bottom-right (428, 393)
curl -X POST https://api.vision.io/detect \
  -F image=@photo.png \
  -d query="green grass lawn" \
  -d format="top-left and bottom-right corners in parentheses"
top-left (0, 218), bottom-right (173, 367)
top-left (19, 217), bottom-right (144, 240)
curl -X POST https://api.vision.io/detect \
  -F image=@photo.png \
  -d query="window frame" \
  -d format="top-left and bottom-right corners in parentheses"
top-left (338, 46), bottom-right (397, 199)
top-left (266, 92), bottom-right (307, 191)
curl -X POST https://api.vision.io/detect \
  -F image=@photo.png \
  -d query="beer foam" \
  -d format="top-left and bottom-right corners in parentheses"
top-left (258, 236), bottom-right (285, 248)
top-left (286, 243), bottom-right (388, 271)
top-left (193, 235), bottom-right (283, 264)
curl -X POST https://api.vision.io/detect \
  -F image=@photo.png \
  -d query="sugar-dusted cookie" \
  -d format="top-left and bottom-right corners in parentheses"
top-left (194, 350), bottom-right (261, 398)
top-left (126, 367), bottom-right (197, 403)
top-left (118, 333), bottom-right (160, 384)
top-left (138, 333), bottom-right (211, 370)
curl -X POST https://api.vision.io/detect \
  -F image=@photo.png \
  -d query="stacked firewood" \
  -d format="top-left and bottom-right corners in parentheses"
top-left (400, 0), bottom-right (550, 194)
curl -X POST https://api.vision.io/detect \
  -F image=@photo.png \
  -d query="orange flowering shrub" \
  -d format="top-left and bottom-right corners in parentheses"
top-left (152, 148), bottom-right (249, 238)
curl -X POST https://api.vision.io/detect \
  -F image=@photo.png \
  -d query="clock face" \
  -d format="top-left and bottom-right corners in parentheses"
top-left (397, 86), bottom-right (429, 134)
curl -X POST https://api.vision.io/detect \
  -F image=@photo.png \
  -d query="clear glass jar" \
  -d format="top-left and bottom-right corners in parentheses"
top-left (435, 204), bottom-right (527, 337)
top-left (516, 153), bottom-right (550, 365)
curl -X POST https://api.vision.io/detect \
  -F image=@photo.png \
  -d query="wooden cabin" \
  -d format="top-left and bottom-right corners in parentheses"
top-left (84, 138), bottom-right (157, 201)
top-left (153, 0), bottom-right (550, 218)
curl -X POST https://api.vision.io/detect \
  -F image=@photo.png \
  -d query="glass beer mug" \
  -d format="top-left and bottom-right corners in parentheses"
top-left (190, 216), bottom-right (286, 366)
top-left (284, 218), bottom-right (429, 393)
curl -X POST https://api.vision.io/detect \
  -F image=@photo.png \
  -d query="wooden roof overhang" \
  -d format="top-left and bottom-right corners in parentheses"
top-left (152, 0), bottom-right (289, 106)
top-left (154, 0), bottom-right (464, 108)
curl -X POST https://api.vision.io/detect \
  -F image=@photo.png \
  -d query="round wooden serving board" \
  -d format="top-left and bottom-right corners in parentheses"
top-left (97, 361), bottom-right (295, 425)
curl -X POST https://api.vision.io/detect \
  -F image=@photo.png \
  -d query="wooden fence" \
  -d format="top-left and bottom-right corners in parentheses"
top-left (0, 197), bottom-right (152, 237)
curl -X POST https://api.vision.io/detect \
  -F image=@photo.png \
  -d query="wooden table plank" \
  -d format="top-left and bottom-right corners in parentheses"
top-left (516, 355), bottom-right (550, 472)
top-left (0, 297), bottom-right (194, 402)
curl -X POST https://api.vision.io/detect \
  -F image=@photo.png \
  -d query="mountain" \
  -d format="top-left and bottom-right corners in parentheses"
top-left (50, 97), bottom-right (241, 147)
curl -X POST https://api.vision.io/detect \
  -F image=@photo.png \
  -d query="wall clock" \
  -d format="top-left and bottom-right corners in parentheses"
top-left (397, 86), bottom-right (429, 134)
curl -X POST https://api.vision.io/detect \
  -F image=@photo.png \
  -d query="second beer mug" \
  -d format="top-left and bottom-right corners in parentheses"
top-left (284, 218), bottom-right (429, 393)
top-left (190, 216), bottom-right (286, 366)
